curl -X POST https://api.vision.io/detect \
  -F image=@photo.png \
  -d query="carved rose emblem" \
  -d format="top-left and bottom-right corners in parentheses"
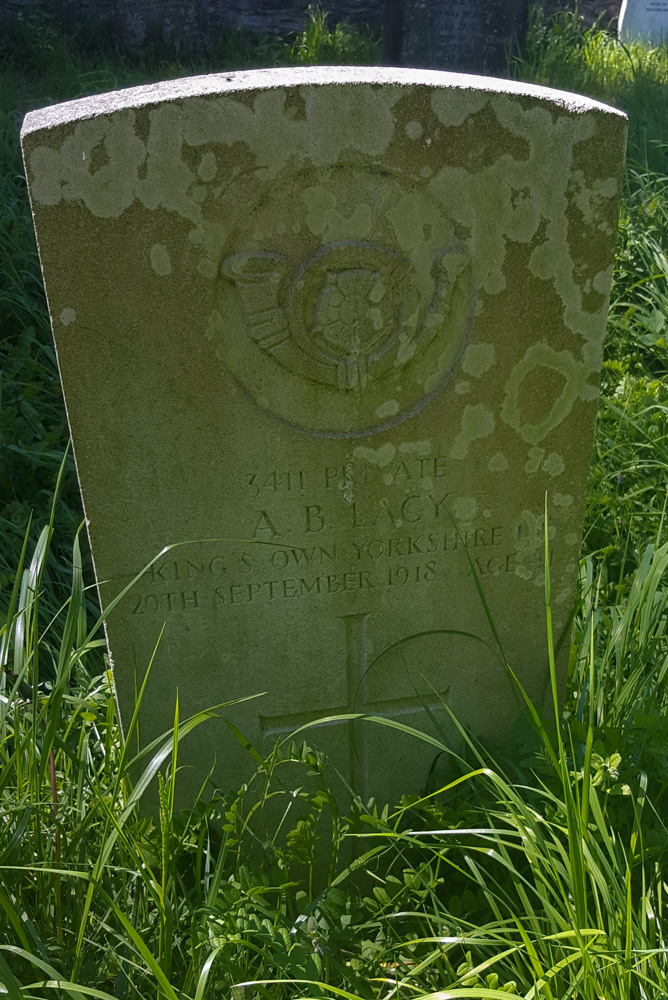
top-left (211, 168), bottom-right (475, 437)
top-left (222, 240), bottom-right (467, 396)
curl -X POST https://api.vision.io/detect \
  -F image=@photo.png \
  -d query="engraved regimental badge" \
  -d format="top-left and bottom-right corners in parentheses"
top-left (211, 168), bottom-right (474, 437)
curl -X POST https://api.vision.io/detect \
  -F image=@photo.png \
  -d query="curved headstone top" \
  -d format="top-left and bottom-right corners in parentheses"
top-left (618, 0), bottom-right (668, 44)
top-left (22, 68), bottom-right (627, 805)
top-left (22, 65), bottom-right (626, 133)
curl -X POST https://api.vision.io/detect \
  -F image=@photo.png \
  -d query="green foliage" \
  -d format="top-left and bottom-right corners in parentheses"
top-left (515, 7), bottom-right (668, 172)
top-left (585, 164), bottom-right (668, 578)
top-left (289, 5), bottom-right (381, 65)
top-left (2, 515), bottom-right (668, 997)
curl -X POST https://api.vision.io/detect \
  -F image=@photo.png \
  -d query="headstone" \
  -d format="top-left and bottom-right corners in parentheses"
top-left (397, 0), bottom-right (529, 74)
top-left (22, 68), bottom-right (626, 806)
top-left (618, 0), bottom-right (668, 45)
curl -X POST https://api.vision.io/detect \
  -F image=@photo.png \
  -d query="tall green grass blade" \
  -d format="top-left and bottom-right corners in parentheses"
top-left (0, 943), bottom-right (25, 999)
top-left (96, 891), bottom-right (180, 1000)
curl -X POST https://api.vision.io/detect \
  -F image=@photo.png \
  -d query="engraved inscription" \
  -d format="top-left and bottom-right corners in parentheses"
top-left (126, 521), bottom-right (526, 616)
top-left (122, 453), bottom-right (548, 618)
top-left (121, 449), bottom-right (550, 624)
top-left (403, 0), bottom-right (525, 72)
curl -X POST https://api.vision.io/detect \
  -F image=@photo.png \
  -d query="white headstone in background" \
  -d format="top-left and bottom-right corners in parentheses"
top-left (619, 0), bottom-right (668, 45)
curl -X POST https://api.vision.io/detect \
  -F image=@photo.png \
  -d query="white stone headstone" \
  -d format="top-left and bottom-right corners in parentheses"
top-left (619, 0), bottom-right (668, 45)
top-left (21, 68), bottom-right (627, 805)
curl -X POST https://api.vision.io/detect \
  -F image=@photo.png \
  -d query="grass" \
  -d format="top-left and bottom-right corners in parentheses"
top-left (2, 486), bottom-right (668, 997)
top-left (1, 4), bottom-right (668, 998)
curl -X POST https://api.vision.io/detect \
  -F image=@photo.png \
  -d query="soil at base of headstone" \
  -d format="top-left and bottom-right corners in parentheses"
top-left (537, 0), bottom-right (622, 29)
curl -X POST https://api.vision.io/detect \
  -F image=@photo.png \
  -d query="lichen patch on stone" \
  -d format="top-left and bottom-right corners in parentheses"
top-left (451, 404), bottom-right (495, 460)
top-left (150, 243), bottom-right (172, 275)
top-left (59, 307), bottom-right (77, 326)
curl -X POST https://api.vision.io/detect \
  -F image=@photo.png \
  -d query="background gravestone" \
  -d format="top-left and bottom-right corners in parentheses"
top-left (395, 0), bottom-right (529, 74)
top-left (618, 0), bottom-right (668, 44)
top-left (21, 68), bottom-right (626, 806)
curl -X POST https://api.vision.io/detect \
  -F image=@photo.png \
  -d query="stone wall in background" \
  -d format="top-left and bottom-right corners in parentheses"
top-left (1, 0), bottom-right (622, 50)
top-left (1, 0), bottom-right (384, 47)
top-left (216, 0), bottom-right (384, 35)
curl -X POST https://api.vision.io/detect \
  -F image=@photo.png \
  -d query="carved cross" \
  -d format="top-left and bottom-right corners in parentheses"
top-left (259, 612), bottom-right (443, 796)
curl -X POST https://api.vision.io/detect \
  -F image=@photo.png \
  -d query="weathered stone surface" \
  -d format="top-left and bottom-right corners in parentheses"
top-left (618, 0), bottom-right (668, 43)
top-left (22, 68), bottom-right (626, 804)
top-left (398, 0), bottom-right (529, 74)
